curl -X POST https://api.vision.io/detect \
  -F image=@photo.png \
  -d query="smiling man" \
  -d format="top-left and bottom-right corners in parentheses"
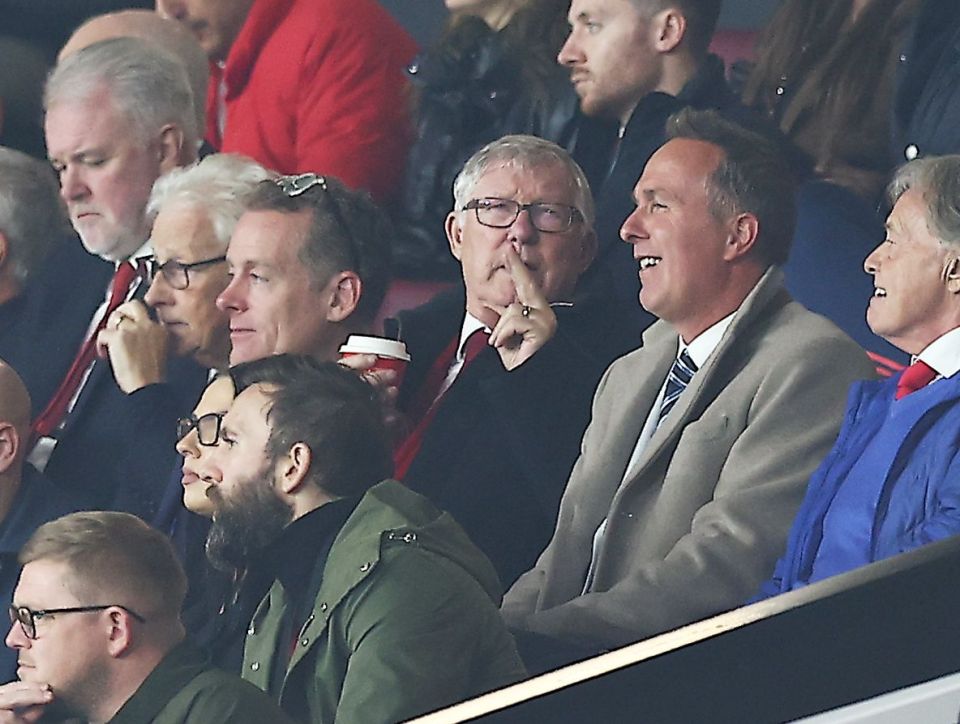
top-left (756, 154), bottom-right (960, 599)
top-left (501, 110), bottom-right (874, 668)
top-left (364, 135), bottom-right (626, 589)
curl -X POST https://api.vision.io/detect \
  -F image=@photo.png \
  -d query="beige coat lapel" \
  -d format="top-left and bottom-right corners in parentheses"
top-left (617, 267), bottom-right (784, 496)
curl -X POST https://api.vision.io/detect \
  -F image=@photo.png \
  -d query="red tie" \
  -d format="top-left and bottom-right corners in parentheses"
top-left (894, 360), bottom-right (938, 400)
top-left (30, 261), bottom-right (144, 444)
top-left (394, 329), bottom-right (490, 480)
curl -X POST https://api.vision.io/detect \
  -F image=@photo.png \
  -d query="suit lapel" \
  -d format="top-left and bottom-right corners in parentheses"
top-left (617, 267), bottom-right (787, 493)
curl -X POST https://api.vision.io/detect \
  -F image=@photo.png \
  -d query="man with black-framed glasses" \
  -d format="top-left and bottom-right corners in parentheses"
top-left (98, 154), bottom-right (274, 392)
top-left (346, 135), bottom-right (631, 590)
top-left (0, 511), bottom-right (291, 722)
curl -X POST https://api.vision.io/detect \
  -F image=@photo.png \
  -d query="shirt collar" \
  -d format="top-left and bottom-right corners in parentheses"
top-left (915, 326), bottom-right (960, 378)
top-left (456, 312), bottom-right (491, 362)
top-left (120, 240), bottom-right (153, 270)
top-left (679, 311), bottom-right (736, 369)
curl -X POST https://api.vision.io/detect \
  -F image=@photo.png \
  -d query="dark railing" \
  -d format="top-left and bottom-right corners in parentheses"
top-left (414, 535), bottom-right (960, 723)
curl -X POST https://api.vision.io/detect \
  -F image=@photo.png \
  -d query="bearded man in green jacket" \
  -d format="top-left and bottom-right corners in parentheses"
top-left (197, 355), bottom-right (525, 723)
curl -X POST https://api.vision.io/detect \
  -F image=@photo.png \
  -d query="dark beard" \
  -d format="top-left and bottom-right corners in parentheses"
top-left (205, 465), bottom-right (293, 571)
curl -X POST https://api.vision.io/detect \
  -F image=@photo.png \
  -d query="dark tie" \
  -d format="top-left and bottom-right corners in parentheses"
top-left (394, 328), bottom-right (490, 480)
top-left (894, 359), bottom-right (937, 400)
top-left (30, 259), bottom-right (146, 445)
top-left (657, 349), bottom-right (698, 427)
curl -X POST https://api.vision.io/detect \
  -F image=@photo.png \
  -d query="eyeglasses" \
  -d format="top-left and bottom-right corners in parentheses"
top-left (147, 255), bottom-right (227, 291)
top-left (176, 412), bottom-right (225, 446)
top-left (9, 604), bottom-right (146, 640)
top-left (463, 198), bottom-right (584, 233)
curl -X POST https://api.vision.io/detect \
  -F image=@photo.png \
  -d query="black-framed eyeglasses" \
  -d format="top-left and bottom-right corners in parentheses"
top-left (176, 412), bottom-right (224, 446)
top-left (463, 198), bottom-right (584, 233)
top-left (147, 255), bottom-right (227, 291)
top-left (9, 604), bottom-right (146, 640)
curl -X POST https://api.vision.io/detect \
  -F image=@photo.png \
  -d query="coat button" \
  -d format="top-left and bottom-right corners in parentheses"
top-left (319, 603), bottom-right (328, 612)
top-left (250, 662), bottom-right (260, 672)
top-left (247, 624), bottom-right (255, 635)
top-left (899, 53), bottom-right (907, 63)
top-left (905, 144), bottom-right (919, 160)
top-left (300, 638), bottom-right (309, 646)
top-left (360, 562), bottom-right (371, 572)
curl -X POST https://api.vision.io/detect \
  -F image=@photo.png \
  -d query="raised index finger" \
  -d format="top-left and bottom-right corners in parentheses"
top-left (505, 246), bottom-right (548, 308)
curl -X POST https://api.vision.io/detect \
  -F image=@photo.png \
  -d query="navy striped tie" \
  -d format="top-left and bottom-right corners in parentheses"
top-left (657, 349), bottom-right (698, 427)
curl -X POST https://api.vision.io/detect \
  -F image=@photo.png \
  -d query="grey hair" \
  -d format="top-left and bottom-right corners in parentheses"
top-left (147, 154), bottom-right (275, 249)
top-left (451, 134), bottom-right (595, 228)
top-left (888, 155), bottom-right (960, 248)
top-left (44, 36), bottom-right (198, 150)
top-left (0, 147), bottom-right (70, 284)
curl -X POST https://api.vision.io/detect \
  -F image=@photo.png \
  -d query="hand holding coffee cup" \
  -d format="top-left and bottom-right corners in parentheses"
top-left (338, 335), bottom-right (411, 388)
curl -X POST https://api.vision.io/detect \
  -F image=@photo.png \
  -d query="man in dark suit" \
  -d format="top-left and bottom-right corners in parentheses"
top-left (352, 135), bottom-right (628, 589)
top-left (0, 38), bottom-right (205, 516)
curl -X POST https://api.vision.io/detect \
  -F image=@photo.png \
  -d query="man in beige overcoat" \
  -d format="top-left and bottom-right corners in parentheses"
top-left (501, 109), bottom-right (876, 669)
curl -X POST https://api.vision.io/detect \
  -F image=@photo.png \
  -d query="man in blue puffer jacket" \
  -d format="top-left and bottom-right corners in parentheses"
top-left (757, 154), bottom-right (960, 598)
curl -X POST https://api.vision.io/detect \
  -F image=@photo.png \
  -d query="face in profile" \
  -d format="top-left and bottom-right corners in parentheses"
top-left (558, 0), bottom-right (662, 124)
top-left (6, 559), bottom-right (111, 720)
top-left (204, 384), bottom-right (292, 569)
top-left (216, 209), bottom-right (339, 365)
top-left (620, 138), bottom-right (734, 340)
top-left (864, 187), bottom-right (960, 355)
top-left (45, 90), bottom-right (165, 262)
top-left (144, 202), bottom-right (231, 369)
top-left (176, 375), bottom-right (236, 517)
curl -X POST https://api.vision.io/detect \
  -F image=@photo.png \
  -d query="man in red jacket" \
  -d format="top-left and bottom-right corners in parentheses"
top-left (156, 0), bottom-right (418, 203)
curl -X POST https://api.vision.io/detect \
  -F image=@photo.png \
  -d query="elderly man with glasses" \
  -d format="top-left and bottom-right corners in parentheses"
top-left (348, 134), bottom-right (629, 590)
top-left (0, 511), bottom-right (292, 722)
top-left (98, 153), bottom-right (273, 390)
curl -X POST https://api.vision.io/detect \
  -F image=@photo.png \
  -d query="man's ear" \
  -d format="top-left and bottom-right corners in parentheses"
top-left (325, 270), bottom-right (362, 323)
top-left (652, 8), bottom-right (687, 53)
top-left (944, 255), bottom-right (960, 294)
top-left (104, 607), bottom-right (136, 657)
top-left (157, 123), bottom-right (186, 172)
top-left (278, 441), bottom-right (312, 496)
top-left (446, 211), bottom-right (464, 262)
top-left (0, 230), bottom-right (9, 271)
top-left (0, 422), bottom-right (19, 475)
top-left (722, 212), bottom-right (760, 261)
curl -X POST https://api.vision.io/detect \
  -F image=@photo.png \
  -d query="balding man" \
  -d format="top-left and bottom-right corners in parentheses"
top-left (0, 360), bottom-right (83, 684)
